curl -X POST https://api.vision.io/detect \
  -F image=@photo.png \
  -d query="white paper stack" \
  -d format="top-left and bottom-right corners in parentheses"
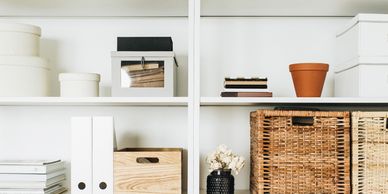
top-left (0, 160), bottom-right (67, 194)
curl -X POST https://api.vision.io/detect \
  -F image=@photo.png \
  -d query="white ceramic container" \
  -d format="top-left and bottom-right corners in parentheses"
top-left (0, 23), bottom-right (41, 56)
top-left (59, 73), bottom-right (100, 97)
top-left (0, 56), bottom-right (49, 96)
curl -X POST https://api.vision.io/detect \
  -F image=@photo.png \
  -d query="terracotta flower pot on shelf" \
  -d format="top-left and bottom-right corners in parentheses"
top-left (289, 63), bottom-right (329, 97)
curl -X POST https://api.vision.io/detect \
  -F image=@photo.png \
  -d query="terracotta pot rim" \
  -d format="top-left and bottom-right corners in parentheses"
top-left (289, 63), bottom-right (329, 72)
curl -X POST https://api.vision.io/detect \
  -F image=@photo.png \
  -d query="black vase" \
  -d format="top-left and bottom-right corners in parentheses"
top-left (206, 169), bottom-right (234, 194)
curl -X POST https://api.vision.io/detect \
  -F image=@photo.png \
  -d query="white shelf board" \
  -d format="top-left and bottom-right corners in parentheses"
top-left (0, 0), bottom-right (187, 17)
top-left (201, 190), bottom-right (249, 194)
top-left (1, 0), bottom-right (388, 17)
top-left (202, 0), bottom-right (388, 16)
top-left (0, 97), bottom-right (188, 106)
top-left (201, 97), bottom-right (388, 106)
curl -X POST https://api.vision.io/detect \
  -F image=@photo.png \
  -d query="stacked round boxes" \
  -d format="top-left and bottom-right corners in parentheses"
top-left (0, 23), bottom-right (49, 96)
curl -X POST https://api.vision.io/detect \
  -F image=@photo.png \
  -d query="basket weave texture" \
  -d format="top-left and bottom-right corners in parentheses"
top-left (352, 112), bottom-right (388, 194)
top-left (250, 110), bottom-right (351, 194)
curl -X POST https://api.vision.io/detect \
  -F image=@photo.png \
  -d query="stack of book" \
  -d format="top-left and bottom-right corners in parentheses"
top-left (0, 160), bottom-right (67, 194)
top-left (221, 77), bottom-right (273, 97)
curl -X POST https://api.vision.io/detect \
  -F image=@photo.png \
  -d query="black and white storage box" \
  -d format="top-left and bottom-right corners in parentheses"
top-left (111, 51), bottom-right (177, 97)
top-left (335, 14), bottom-right (388, 97)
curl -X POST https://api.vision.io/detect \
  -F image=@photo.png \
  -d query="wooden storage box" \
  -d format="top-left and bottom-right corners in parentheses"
top-left (352, 112), bottom-right (388, 194)
top-left (250, 110), bottom-right (351, 194)
top-left (114, 148), bottom-right (183, 194)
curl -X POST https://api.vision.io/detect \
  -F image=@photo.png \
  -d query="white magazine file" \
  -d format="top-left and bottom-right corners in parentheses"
top-left (71, 116), bottom-right (114, 194)
top-left (92, 117), bottom-right (114, 194)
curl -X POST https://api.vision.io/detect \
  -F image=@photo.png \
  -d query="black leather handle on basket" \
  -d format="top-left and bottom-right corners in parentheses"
top-left (136, 157), bottom-right (160, 164)
top-left (386, 118), bottom-right (388, 129)
top-left (292, 116), bottom-right (314, 126)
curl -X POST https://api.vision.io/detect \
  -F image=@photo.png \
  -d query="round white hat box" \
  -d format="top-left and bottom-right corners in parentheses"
top-left (0, 56), bottom-right (49, 96)
top-left (59, 73), bottom-right (100, 97)
top-left (0, 23), bottom-right (41, 56)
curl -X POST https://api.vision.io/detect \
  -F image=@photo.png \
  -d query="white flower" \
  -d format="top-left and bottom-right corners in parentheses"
top-left (206, 151), bottom-right (217, 163)
top-left (217, 144), bottom-right (228, 154)
top-left (222, 155), bottom-right (233, 164)
top-left (228, 156), bottom-right (245, 175)
top-left (209, 162), bottom-right (222, 172)
top-left (206, 144), bottom-right (245, 175)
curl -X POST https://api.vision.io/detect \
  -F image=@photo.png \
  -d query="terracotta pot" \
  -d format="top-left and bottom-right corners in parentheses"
top-left (289, 63), bottom-right (329, 97)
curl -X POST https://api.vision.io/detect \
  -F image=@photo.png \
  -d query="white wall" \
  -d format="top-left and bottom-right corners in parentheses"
top-left (0, 17), bottom-right (189, 97)
top-left (0, 17), bottom-right (349, 98)
top-left (0, 106), bottom-right (188, 189)
top-left (0, 16), bottom-right (353, 191)
top-left (199, 17), bottom-right (350, 190)
top-left (201, 17), bottom-right (349, 97)
top-left (0, 16), bottom-right (191, 190)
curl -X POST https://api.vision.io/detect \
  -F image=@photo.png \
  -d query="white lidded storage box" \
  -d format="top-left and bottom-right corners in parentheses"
top-left (335, 64), bottom-right (388, 97)
top-left (0, 56), bottom-right (49, 96)
top-left (0, 23), bottom-right (41, 56)
top-left (335, 14), bottom-right (388, 97)
top-left (336, 14), bottom-right (388, 65)
top-left (111, 51), bottom-right (177, 97)
top-left (59, 73), bottom-right (100, 97)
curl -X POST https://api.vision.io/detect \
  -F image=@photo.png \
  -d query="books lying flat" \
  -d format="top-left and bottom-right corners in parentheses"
top-left (224, 85), bottom-right (268, 89)
top-left (0, 160), bottom-right (60, 166)
top-left (0, 161), bottom-right (64, 174)
top-left (0, 169), bottom-right (65, 182)
top-left (0, 184), bottom-right (67, 194)
top-left (221, 92), bottom-right (273, 97)
top-left (0, 175), bottom-right (65, 189)
top-left (224, 80), bottom-right (267, 85)
top-left (223, 88), bottom-right (270, 92)
top-left (225, 77), bottom-right (267, 81)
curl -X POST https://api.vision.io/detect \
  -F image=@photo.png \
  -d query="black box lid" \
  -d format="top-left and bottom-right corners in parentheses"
top-left (117, 37), bottom-right (173, 51)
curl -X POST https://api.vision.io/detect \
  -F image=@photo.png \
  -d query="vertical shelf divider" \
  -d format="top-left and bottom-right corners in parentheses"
top-left (188, 0), bottom-right (201, 193)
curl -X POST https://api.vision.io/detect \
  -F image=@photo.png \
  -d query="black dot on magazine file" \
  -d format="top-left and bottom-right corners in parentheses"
top-left (78, 182), bottom-right (86, 190)
top-left (99, 182), bottom-right (107, 190)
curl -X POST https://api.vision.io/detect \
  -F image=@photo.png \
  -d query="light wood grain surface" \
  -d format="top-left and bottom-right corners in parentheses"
top-left (114, 151), bottom-right (182, 194)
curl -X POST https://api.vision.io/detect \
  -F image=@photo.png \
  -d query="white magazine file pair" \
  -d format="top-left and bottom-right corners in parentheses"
top-left (71, 117), bottom-right (114, 194)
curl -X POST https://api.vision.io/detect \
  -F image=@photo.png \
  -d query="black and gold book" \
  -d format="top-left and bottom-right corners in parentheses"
top-left (224, 85), bottom-right (268, 89)
top-left (221, 92), bottom-right (273, 97)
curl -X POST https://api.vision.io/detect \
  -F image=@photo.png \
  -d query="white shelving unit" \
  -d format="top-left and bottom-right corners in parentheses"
top-left (201, 97), bottom-right (388, 106)
top-left (2, 0), bottom-right (388, 17)
top-left (200, 190), bottom-right (249, 194)
top-left (1, 0), bottom-right (388, 194)
top-left (0, 97), bottom-right (188, 106)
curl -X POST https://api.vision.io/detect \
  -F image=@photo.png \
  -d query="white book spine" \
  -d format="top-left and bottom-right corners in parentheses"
top-left (0, 162), bottom-right (64, 174)
top-left (0, 166), bottom-right (47, 174)
top-left (0, 174), bottom-right (64, 189)
top-left (0, 185), bottom-right (63, 194)
top-left (0, 190), bottom-right (45, 194)
top-left (0, 170), bottom-right (65, 182)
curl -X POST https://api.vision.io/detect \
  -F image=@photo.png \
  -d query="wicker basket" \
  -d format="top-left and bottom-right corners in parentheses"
top-left (352, 112), bottom-right (388, 194)
top-left (250, 110), bottom-right (351, 194)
